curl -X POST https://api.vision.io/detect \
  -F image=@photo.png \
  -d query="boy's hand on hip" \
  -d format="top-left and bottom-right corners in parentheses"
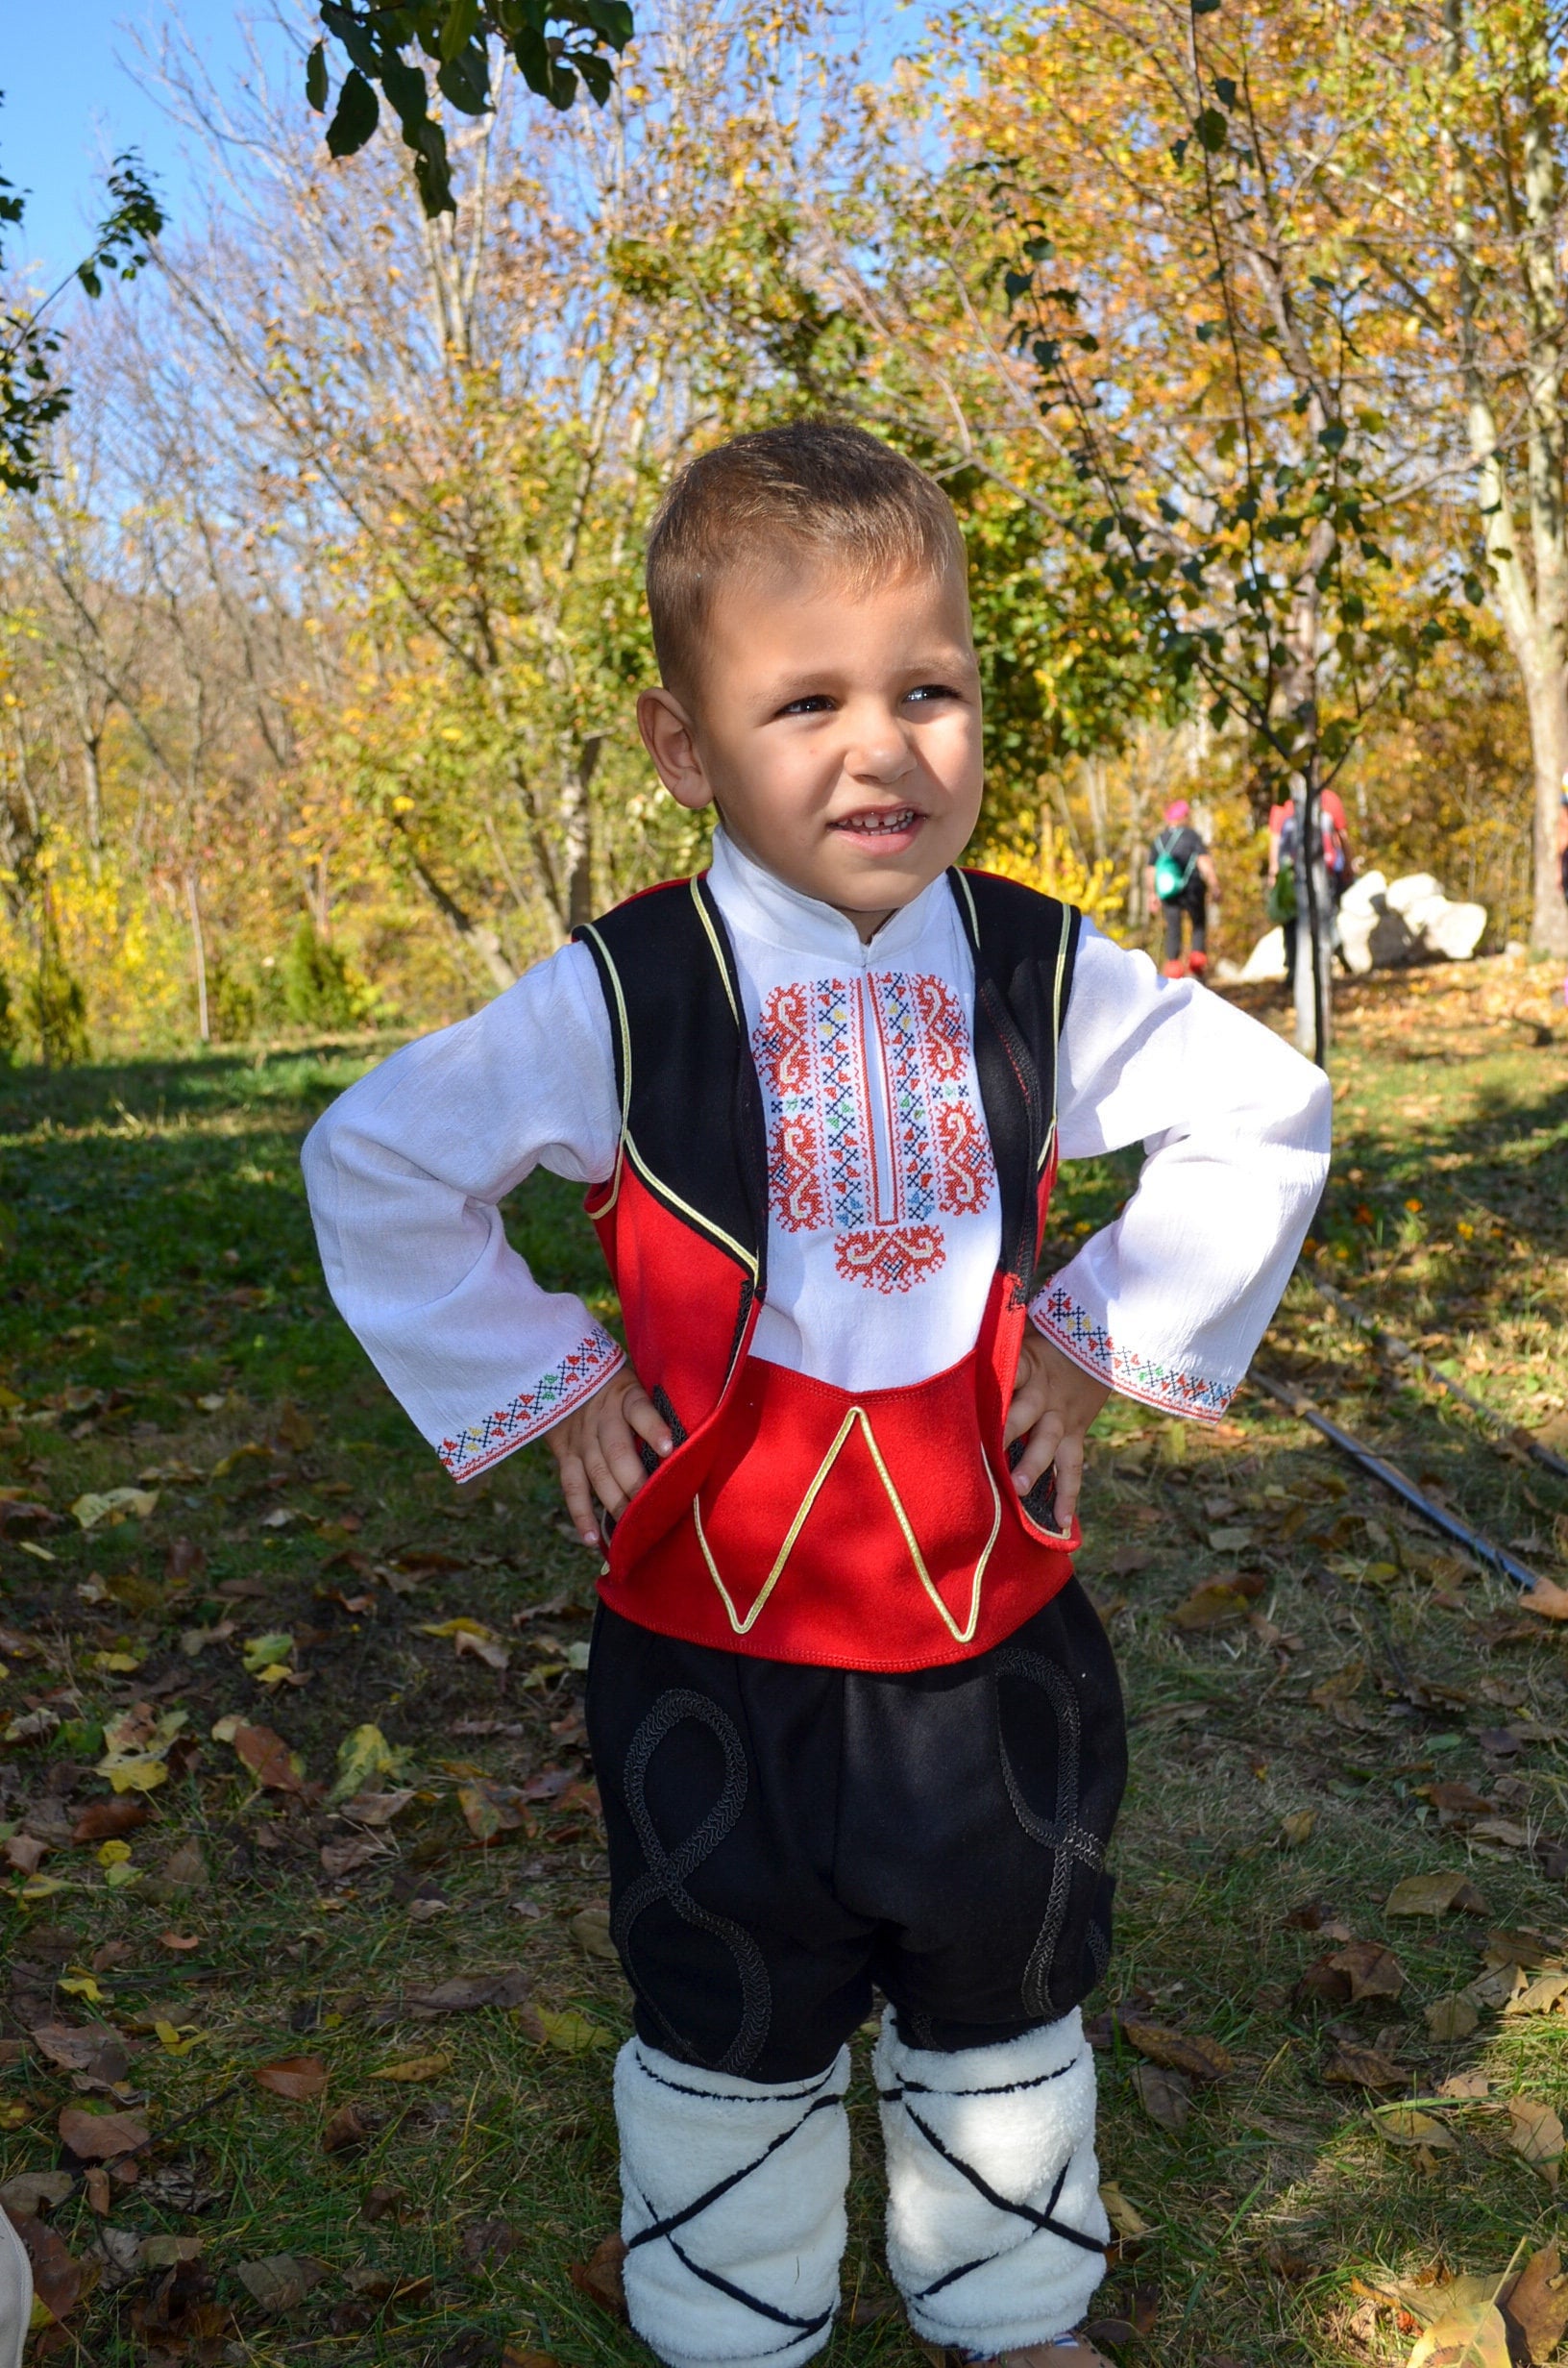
top-left (1005, 1327), bottom-right (1111, 1531)
top-left (547, 1367), bottom-right (673, 1549)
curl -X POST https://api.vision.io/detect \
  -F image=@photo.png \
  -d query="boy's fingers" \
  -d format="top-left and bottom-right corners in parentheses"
top-left (595, 1409), bottom-right (653, 1509)
top-left (1011, 1411), bottom-right (1064, 1496)
top-left (582, 1439), bottom-right (632, 1522)
top-left (555, 1452), bottom-right (600, 1549)
top-left (1050, 1431), bottom-right (1086, 1530)
top-left (1004, 1364), bottom-right (1050, 1448)
top-left (622, 1382), bottom-right (674, 1457)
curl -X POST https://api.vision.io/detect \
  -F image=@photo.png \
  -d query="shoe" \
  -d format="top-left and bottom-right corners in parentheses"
top-left (0, 2206), bottom-right (32, 2368)
top-left (918, 2338), bottom-right (1118, 2368)
top-left (1187, 949), bottom-right (1208, 974)
top-left (1161, 957), bottom-right (1187, 979)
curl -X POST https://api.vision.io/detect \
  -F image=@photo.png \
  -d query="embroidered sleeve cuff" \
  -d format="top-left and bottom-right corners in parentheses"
top-left (1030, 1284), bottom-right (1236, 1424)
top-left (437, 1327), bottom-right (625, 1482)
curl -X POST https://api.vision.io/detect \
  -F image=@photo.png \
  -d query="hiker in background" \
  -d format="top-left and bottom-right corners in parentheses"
top-left (1268, 790), bottom-right (1353, 997)
top-left (1146, 799), bottom-right (1220, 978)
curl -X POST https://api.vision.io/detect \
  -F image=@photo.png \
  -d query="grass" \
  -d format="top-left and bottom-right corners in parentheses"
top-left (0, 955), bottom-right (1565, 2368)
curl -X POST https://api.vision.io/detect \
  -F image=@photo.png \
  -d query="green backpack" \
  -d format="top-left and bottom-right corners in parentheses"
top-left (1152, 828), bottom-right (1198, 902)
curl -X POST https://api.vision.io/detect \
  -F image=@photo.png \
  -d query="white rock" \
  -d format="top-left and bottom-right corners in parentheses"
top-left (1239, 925), bottom-right (1288, 982)
top-left (1337, 903), bottom-right (1378, 974)
top-left (1338, 869), bottom-right (1387, 915)
top-left (1384, 873), bottom-right (1442, 914)
top-left (1420, 900), bottom-right (1486, 960)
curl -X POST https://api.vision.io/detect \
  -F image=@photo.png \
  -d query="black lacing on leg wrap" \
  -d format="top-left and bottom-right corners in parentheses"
top-left (612, 1688), bottom-right (772, 2076)
top-left (878, 2047), bottom-right (1104, 2306)
top-left (624, 2052), bottom-right (843, 2351)
top-left (992, 1647), bottom-right (1110, 2022)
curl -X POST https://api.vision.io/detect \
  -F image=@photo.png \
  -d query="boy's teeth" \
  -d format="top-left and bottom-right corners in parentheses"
top-left (843, 809), bottom-right (915, 833)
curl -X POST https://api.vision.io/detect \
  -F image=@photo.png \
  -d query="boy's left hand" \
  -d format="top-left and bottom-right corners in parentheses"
top-left (1005, 1326), bottom-right (1112, 1531)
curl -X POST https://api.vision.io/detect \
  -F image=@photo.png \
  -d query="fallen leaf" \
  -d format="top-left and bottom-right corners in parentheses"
top-left (235, 2253), bottom-right (325, 2312)
top-left (570, 1905), bottom-right (617, 1962)
top-left (1373, 2107), bottom-right (1459, 2153)
top-left (335, 1788), bottom-right (415, 1828)
top-left (11, 2210), bottom-right (86, 2324)
top-left (70, 1799), bottom-right (149, 1844)
top-left (71, 1489), bottom-right (158, 1531)
top-left (1407, 2298), bottom-right (1510, 2368)
top-left (1502, 2242), bottom-right (1568, 2365)
top-left (328, 1723), bottom-right (409, 1804)
top-left (0, 2172), bottom-right (74, 2215)
top-left (1119, 2018), bottom-right (1233, 2083)
top-left (58, 2107), bottom-right (149, 2160)
top-left (1168, 1581), bottom-right (1258, 1631)
top-left (1519, 1577), bottom-right (1568, 1622)
top-left (151, 1839), bottom-right (209, 1897)
top-left (1326, 1941), bottom-right (1407, 2005)
top-left (456, 1780), bottom-right (532, 1841)
top-left (533, 2008), bottom-right (615, 2055)
top-left (1505, 1973), bottom-right (1568, 2018)
top-left (1130, 2060), bottom-right (1190, 2134)
top-left (1508, 2096), bottom-right (1564, 2185)
top-left (1099, 2180), bottom-right (1154, 2239)
top-left (231, 1723), bottom-right (306, 1793)
top-left (241, 1631), bottom-right (295, 1678)
top-left (369, 2053), bottom-right (453, 2083)
top-left (1425, 1994), bottom-right (1481, 2042)
top-left (454, 1627), bottom-right (511, 1671)
top-left (141, 2234), bottom-right (204, 2269)
top-left (403, 1971), bottom-right (531, 2018)
top-left (1310, 1659), bottom-right (1367, 1708)
top-left (568, 2232), bottom-right (627, 2322)
top-left (1321, 2041), bottom-right (1407, 2090)
top-left (31, 2025), bottom-right (129, 2086)
top-left (1438, 2072), bottom-right (1491, 2100)
top-left (461, 2215), bottom-right (520, 2267)
top-left (319, 1836), bottom-right (384, 1880)
top-left (322, 2103), bottom-right (377, 2155)
top-left (1386, 1872), bottom-right (1491, 1919)
top-left (1278, 1810), bottom-right (1316, 1847)
top-left (253, 2056), bottom-right (328, 2103)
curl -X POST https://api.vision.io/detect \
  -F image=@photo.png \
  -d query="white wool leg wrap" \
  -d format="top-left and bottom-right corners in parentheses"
top-left (615, 2036), bottom-right (851, 2368)
top-left (875, 2008), bottom-right (1109, 2354)
top-left (0, 2206), bottom-right (30, 2368)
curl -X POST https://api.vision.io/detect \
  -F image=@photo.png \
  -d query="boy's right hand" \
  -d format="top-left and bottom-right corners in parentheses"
top-left (546, 1367), bottom-right (673, 1549)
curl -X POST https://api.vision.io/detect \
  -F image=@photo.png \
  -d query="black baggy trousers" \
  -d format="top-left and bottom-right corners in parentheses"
top-left (586, 1582), bottom-right (1128, 2084)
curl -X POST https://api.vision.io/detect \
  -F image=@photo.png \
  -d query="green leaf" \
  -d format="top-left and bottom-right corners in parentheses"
top-left (1213, 75), bottom-right (1237, 107)
top-left (438, 47), bottom-right (491, 113)
top-left (1194, 107), bottom-right (1228, 152)
top-left (325, 67), bottom-right (380, 159)
top-left (439, 0), bottom-right (482, 61)
top-left (329, 1721), bottom-right (411, 1804)
top-left (306, 39), bottom-right (330, 112)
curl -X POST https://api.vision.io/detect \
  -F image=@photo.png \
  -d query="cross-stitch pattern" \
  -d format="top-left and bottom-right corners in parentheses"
top-left (753, 972), bottom-right (995, 1294)
top-left (1033, 1284), bottom-right (1234, 1420)
top-left (438, 1327), bottom-right (625, 1480)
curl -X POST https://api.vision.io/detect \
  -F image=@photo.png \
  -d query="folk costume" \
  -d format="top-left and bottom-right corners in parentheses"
top-left (304, 828), bottom-right (1330, 2368)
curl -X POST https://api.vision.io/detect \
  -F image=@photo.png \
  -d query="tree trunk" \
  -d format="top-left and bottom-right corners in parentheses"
top-left (563, 733), bottom-right (603, 932)
top-left (392, 816), bottom-right (519, 995)
top-left (1525, 665), bottom-right (1568, 951)
top-left (82, 736), bottom-right (104, 878)
top-left (184, 867), bottom-right (210, 1045)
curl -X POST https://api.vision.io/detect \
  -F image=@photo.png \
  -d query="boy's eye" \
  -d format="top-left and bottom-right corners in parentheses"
top-left (776, 694), bottom-right (836, 717)
top-left (905, 682), bottom-right (958, 706)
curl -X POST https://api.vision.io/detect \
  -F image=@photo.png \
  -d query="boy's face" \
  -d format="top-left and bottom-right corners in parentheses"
top-left (637, 552), bottom-right (983, 938)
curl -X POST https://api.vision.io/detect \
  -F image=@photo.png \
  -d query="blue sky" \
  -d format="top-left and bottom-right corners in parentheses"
top-left (1, 4), bottom-right (293, 286)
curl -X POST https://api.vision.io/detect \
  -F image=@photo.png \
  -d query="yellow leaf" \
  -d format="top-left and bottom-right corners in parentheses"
top-left (1406, 2299), bottom-right (1510, 2368)
top-left (18, 1874), bottom-right (67, 1900)
top-left (1099, 2179), bottom-right (1154, 2238)
top-left (154, 2019), bottom-right (205, 2057)
top-left (98, 1755), bottom-right (169, 1794)
top-left (58, 1974), bottom-right (108, 2003)
top-left (534, 2008), bottom-right (615, 2055)
top-left (71, 1488), bottom-right (159, 1530)
top-left (1373, 2107), bottom-right (1458, 2152)
top-left (1508, 2096), bottom-right (1564, 2184)
top-left (369, 2053), bottom-right (453, 2084)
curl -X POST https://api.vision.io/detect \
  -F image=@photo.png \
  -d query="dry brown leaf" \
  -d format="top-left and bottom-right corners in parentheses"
top-left (235, 2253), bottom-right (325, 2312)
top-left (31, 2024), bottom-right (130, 2087)
top-left (1168, 1581), bottom-right (1257, 1632)
top-left (570, 1905), bottom-right (618, 1962)
top-left (1373, 2107), bottom-right (1459, 2153)
top-left (321, 2103), bottom-right (376, 2154)
top-left (0, 2172), bottom-right (73, 2215)
top-left (1439, 2072), bottom-right (1491, 2100)
top-left (1508, 2096), bottom-right (1564, 2185)
top-left (369, 2052), bottom-right (452, 2083)
top-left (1505, 1974), bottom-right (1568, 2018)
top-left (1502, 2242), bottom-right (1568, 2365)
top-left (1119, 2018), bottom-right (1233, 2083)
top-left (453, 1627), bottom-right (510, 1671)
top-left (1310, 1659), bottom-right (1367, 1708)
top-left (568, 2231), bottom-right (628, 2322)
top-left (1099, 2180), bottom-right (1154, 2239)
top-left (319, 1835), bottom-right (384, 1880)
top-left (11, 2209), bottom-right (88, 2324)
top-left (70, 1798), bottom-right (150, 1844)
top-left (1518, 1578), bottom-right (1568, 1622)
top-left (456, 1780), bottom-right (532, 1842)
top-left (1327, 1940), bottom-right (1407, 2004)
top-left (1321, 2041), bottom-right (1407, 2090)
top-left (1278, 1810), bottom-right (1316, 1847)
top-left (57, 2107), bottom-right (148, 2160)
top-left (336, 1788), bottom-right (415, 1828)
top-left (1386, 1872), bottom-right (1491, 1919)
top-left (1425, 1994), bottom-right (1481, 2043)
top-left (253, 2056), bottom-right (328, 2104)
top-left (404, 1971), bottom-right (530, 2017)
top-left (232, 1723), bottom-right (306, 1793)
top-left (1130, 2061), bottom-right (1191, 2134)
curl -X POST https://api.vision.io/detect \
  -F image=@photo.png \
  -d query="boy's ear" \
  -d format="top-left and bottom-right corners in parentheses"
top-left (637, 687), bottom-right (712, 813)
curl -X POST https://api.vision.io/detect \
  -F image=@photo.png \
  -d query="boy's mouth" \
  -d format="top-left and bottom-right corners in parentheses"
top-left (832, 806), bottom-right (920, 838)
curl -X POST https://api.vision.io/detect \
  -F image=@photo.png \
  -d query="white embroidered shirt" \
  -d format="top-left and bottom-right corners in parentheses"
top-left (303, 830), bottom-right (1331, 1480)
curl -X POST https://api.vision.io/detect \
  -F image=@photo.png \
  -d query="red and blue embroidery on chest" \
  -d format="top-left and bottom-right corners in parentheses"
top-left (751, 972), bottom-right (996, 1292)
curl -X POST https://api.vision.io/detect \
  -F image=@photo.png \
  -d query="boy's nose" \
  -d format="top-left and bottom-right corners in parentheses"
top-left (845, 718), bottom-right (915, 779)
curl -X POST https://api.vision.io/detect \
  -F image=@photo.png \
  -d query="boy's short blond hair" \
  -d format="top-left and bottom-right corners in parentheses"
top-left (646, 422), bottom-right (967, 700)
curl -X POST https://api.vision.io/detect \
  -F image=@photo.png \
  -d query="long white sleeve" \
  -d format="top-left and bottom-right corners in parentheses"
top-left (1032, 923), bottom-right (1331, 1420)
top-left (301, 943), bottom-right (625, 1481)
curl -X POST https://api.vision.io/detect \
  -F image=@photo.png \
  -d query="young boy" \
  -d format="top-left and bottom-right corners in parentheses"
top-left (303, 425), bottom-right (1331, 2368)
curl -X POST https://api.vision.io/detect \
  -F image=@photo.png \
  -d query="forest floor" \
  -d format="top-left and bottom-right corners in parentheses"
top-left (1, 948), bottom-right (1567, 2368)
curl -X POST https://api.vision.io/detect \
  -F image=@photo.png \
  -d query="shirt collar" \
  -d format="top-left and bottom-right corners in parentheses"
top-left (706, 825), bottom-right (956, 966)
